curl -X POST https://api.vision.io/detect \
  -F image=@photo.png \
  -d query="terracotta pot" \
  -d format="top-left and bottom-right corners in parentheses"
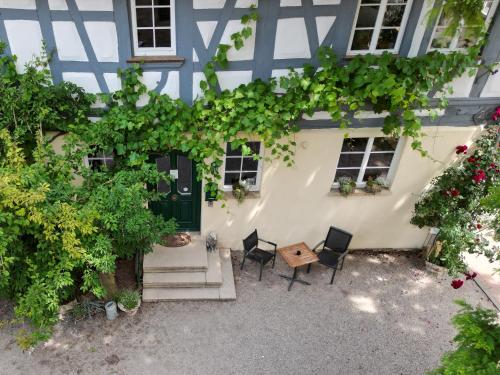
top-left (117, 299), bottom-right (141, 316)
top-left (365, 184), bottom-right (382, 194)
top-left (425, 261), bottom-right (447, 277)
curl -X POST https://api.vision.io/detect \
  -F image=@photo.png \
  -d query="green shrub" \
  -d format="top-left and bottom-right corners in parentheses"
top-left (428, 300), bottom-right (500, 375)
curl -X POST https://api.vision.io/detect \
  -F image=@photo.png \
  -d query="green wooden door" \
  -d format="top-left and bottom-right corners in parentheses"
top-left (150, 152), bottom-right (201, 231)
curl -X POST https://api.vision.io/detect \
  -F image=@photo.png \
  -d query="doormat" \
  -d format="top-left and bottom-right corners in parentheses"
top-left (161, 232), bottom-right (191, 247)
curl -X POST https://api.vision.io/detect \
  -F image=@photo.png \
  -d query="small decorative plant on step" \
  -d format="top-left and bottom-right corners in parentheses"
top-left (232, 179), bottom-right (249, 203)
top-left (116, 289), bottom-right (141, 316)
top-left (365, 176), bottom-right (386, 194)
top-left (338, 176), bottom-right (356, 196)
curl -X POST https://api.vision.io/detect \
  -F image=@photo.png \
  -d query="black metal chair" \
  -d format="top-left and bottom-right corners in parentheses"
top-left (307, 226), bottom-right (353, 284)
top-left (240, 229), bottom-right (277, 281)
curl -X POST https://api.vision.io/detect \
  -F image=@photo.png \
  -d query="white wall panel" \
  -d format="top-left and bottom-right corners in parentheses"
top-left (274, 18), bottom-right (311, 59)
top-left (220, 20), bottom-right (256, 61)
top-left (0, 0), bottom-right (35, 9)
top-left (4, 20), bottom-right (43, 71)
top-left (75, 0), bottom-right (113, 11)
top-left (84, 22), bottom-right (119, 62)
top-left (216, 70), bottom-right (253, 91)
top-left (52, 21), bottom-right (87, 61)
top-left (62, 72), bottom-right (100, 93)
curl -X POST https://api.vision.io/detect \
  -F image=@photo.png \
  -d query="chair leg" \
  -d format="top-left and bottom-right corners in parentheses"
top-left (259, 259), bottom-right (264, 281)
top-left (240, 255), bottom-right (246, 270)
top-left (272, 254), bottom-right (276, 269)
top-left (307, 263), bottom-right (311, 273)
top-left (339, 257), bottom-right (345, 271)
top-left (330, 268), bottom-right (337, 284)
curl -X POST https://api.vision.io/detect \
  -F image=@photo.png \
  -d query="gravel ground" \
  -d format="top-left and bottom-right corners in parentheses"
top-left (0, 251), bottom-right (494, 375)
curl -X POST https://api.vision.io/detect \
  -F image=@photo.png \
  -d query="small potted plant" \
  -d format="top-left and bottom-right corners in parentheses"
top-left (424, 240), bottom-right (448, 277)
top-left (365, 176), bottom-right (385, 194)
top-left (338, 176), bottom-right (356, 196)
top-left (232, 179), bottom-right (249, 203)
top-left (116, 289), bottom-right (141, 316)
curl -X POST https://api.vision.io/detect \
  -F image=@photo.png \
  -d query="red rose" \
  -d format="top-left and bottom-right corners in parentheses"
top-left (464, 272), bottom-right (477, 280)
top-left (451, 279), bottom-right (464, 289)
top-left (467, 156), bottom-right (476, 163)
top-left (489, 163), bottom-right (496, 169)
top-left (472, 169), bottom-right (486, 183)
top-left (476, 223), bottom-right (482, 229)
top-left (455, 145), bottom-right (468, 154)
top-left (450, 188), bottom-right (460, 197)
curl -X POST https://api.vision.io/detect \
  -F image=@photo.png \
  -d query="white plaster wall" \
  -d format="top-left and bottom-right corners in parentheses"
top-left (0, 0), bottom-right (35, 9)
top-left (197, 21), bottom-right (218, 48)
top-left (274, 18), bottom-right (311, 59)
top-left (201, 126), bottom-right (483, 250)
top-left (312, 0), bottom-right (341, 4)
top-left (84, 22), bottom-right (119, 62)
top-left (161, 71), bottom-right (180, 99)
top-left (281, 0), bottom-right (302, 6)
top-left (408, 0), bottom-right (434, 57)
top-left (193, 0), bottom-right (226, 9)
top-left (62, 72), bottom-right (100, 93)
top-left (48, 0), bottom-right (67, 10)
top-left (271, 68), bottom-right (304, 93)
top-left (316, 16), bottom-right (336, 45)
top-left (219, 20), bottom-right (257, 61)
top-left (103, 72), bottom-right (121, 92)
top-left (137, 72), bottom-right (162, 106)
top-left (436, 69), bottom-right (477, 98)
top-left (75, 0), bottom-right (113, 11)
top-left (52, 21), bottom-right (87, 61)
top-left (480, 65), bottom-right (500, 97)
top-left (4, 20), bottom-right (43, 71)
top-left (216, 70), bottom-right (253, 91)
top-left (235, 0), bottom-right (258, 7)
top-left (193, 72), bottom-right (206, 100)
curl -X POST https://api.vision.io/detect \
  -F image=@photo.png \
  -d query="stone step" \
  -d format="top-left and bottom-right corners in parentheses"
top-left (143, 238), bottom-right (208, 272)
top-left (142, 249), bottom-right (236, 301)
top-left (143, 249), bottom-right (222, 288)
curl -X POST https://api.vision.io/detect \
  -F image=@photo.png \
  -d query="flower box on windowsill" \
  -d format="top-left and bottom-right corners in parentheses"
top-left (223, 191), bottom-right (261, 200)
top-left (329, 187), bottom-right (392, 197)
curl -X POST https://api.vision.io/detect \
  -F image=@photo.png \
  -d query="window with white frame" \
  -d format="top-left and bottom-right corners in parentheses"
top-left (84, 151), bottom-right (114, 171)
top-left (348, 0), bottom-right (413, 54)
top-left (223, 142), bottom-right (263, 191)
top-left (428, 0), bottom-right (499, 51)
top-left (130, 0), bottom-right (176, 56)
top-left (333, 137), bottom-right (401, 187)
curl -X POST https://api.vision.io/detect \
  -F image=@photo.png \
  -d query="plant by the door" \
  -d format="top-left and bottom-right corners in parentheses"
top-left (116, 289), bottom-right (141, 316)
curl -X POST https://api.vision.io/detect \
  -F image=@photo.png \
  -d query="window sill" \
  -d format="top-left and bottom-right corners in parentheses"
top-left (127, 55), bottom-right (185, 69)
top-left (223, 191), bottom-right (261, 200)
top-left (329, 187), bottom-right (392, 197)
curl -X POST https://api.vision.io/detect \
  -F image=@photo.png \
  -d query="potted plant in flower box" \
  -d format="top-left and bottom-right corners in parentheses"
top-left (232, 179), bottom-right (249, 204)
top-left (338, 176), bottom-right (356, 197)
top-left (116, 289), bottom-right (141, 316)
top-left (365, 176), bottom-right (385, 194)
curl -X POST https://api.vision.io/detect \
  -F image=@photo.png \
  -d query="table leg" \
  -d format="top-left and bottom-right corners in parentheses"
top-left (279, 267), bottom-right (311, 291)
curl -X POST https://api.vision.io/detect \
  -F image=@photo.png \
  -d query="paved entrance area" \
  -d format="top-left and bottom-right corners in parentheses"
top-left (0, 251), bottom-right (494, 375)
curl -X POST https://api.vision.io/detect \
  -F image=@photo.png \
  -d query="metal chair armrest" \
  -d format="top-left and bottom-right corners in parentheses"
top-left (259, 238), bottom-right (277, 250)
top-left (311, 240), bottom-right (325, 252)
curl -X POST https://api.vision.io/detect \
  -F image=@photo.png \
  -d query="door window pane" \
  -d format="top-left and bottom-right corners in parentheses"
top-left (177, 155), bottom-right (192, 195)
top-left (156, 156), bottom-right (171, 194)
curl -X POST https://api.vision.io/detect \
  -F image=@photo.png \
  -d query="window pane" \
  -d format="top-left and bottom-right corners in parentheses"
top-left (136, 0), bottom-right (152, 5)
top-left (351, 30), bottom-right (373, 50)
top-left (431, 27), bottom-right (453, 49)
top-left (136, 8), bottom-right (153, 27)
top-left (247, 142), bottom-right (261, 154)
top-left (224, 173), bottom-right (240, 186)
top-left (156, 156), bottom-right (171, 194)
top-left (361, 0), bottom-right (381, 3)
top-left (334, 169), bottom-right (360, 181)
top-left (457, 27), bottom-right (478, 48)
top-left (356, 6), bottom-right (379, 27)
top-left (154, 0), bottom-right (170, 4)
top-left (338, 154), bottom-right (364, 168)
top-left (154, 8), bottom-right (171, 27)
top-left (225, 158), bottom-right (241, 171)
top-left (241, 172), bottom-right (257, 185)
top-left (372, 137), bottom-right (398, 151)
top-left (363, 168), bottom-right (389, 181)
top-left (341, 138), bottom-right (368, 152)
top-left (242, 158), bottom-right (259, 171)
top-left (367, 153), bottom-right (394, 167)
top-left (155, 29), bottom-right (171, 47)
top-left (227, 143), bottom-right (242, 156)
top-left (383, 5), bottom-right (405, 27)
top-left (376, 29), bottom-right (398, 49)
top-left (137, 29), bottom-right (154, 47)
top-left (177, 155), bottom-right (192, 195)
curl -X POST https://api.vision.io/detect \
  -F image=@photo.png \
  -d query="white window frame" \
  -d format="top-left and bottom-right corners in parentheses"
top-left (130, 0), bottom-right (177, 56)
top-left (84, 152), bottom-right (114, 169)
top-left (222, 142), bottom-right (264, 192)
top-left (347, 0), bottom-right (414, 55)
top-left (427, 0), bottom-right (499, 52)
top-left (332, 137), bottom-right (404, 188)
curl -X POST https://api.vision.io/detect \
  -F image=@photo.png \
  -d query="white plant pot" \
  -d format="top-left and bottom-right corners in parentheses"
top-left (425, 261), bottom-right (447, 277)
top-left (117, 299), bottom-right (141, 316)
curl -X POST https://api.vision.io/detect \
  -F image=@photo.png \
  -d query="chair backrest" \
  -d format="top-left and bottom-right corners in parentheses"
top-left (324, 226), bottom-right (353, 253)
top-left (243, 229), bottom-right (258, 253)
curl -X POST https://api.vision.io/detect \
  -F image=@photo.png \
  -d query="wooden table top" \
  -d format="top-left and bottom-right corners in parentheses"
top-left (277, 242), bottom-right (319, 268)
